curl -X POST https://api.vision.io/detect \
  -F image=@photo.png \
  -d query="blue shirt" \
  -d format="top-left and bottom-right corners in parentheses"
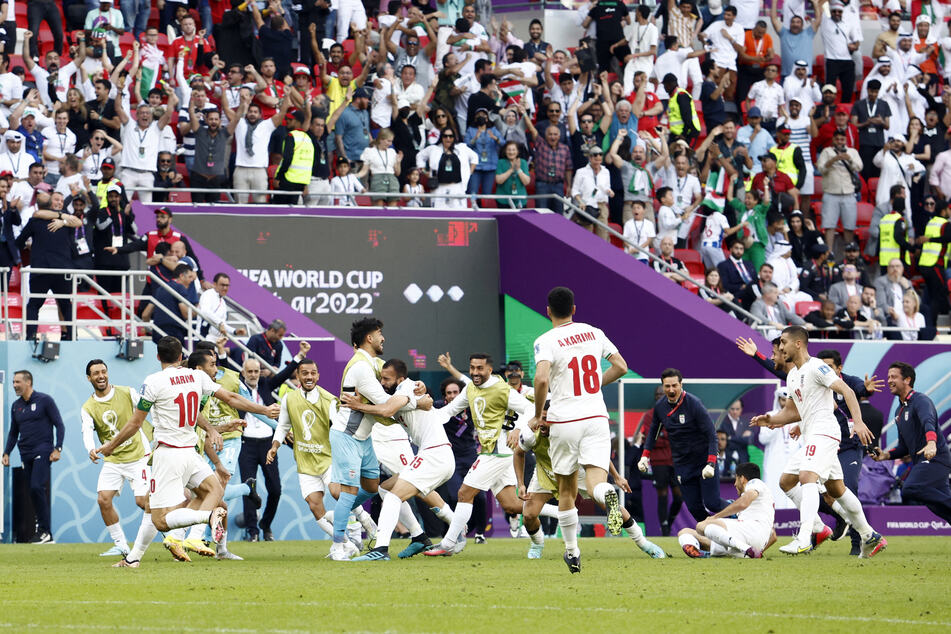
top-left (646, 391), bottom-right (717, 473)
top-left (152, 280), bottom-right (188, 330)
top-left (737, 125), bottom-right (774, 173)
top-left (464, 127), bottom-right (500, 171)
top-left (779, 27), bottom-right (815, 78)
top-left (17, 126), bottom-right (44, 162)
top-left (4, 391), bottom-right (65, 458)
top-left (335, 105), bottom-right (371, 162)
top-left (890, 391), bottom-right (951, 466)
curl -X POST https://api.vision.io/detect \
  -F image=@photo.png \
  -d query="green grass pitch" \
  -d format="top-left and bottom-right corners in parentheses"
top-left (1, 537), bottom-right (949, 633)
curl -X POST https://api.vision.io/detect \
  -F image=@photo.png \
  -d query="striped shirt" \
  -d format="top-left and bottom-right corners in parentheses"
top-left (533, 137), bottom-right (572, 183)
top-left (779, 113), bottom-right (813, 162)
top-left (667, 5), bottom-right (697, 48)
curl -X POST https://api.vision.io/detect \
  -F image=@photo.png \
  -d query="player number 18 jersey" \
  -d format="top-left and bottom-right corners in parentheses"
top-left (533, 321), bottom-right (618, 423)
top-left (138, 366), bottom-right (219, 447)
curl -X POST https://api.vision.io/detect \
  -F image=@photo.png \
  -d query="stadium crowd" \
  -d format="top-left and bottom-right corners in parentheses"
top-left (0, 0), bottom-right (950, 341)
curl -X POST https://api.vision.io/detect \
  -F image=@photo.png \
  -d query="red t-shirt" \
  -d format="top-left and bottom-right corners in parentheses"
top-left (812, 121), bottom-right (859, 157)
top-left (751, 170), bottom-right (795, 198)
top-left (169, 35), bottom-right (213, 83)
top-left (635, 91), bottom-right (661, 135)
top-left (254, 81), bottom-right (285, 120)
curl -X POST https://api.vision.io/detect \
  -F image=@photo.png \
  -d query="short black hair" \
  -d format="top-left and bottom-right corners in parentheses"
top-left (547, 286), bottom-right (574, 319)
top-left (664, 34), bottom-right (678, 50)
top-left (173, 263), bottom-right (192, 279)
top-left (350, 317), bottom-right (384, 347)
top-left (440, 377), bottom-right (465, 398)
top-left (187, 349), bottom-right (215, 369)
top-left (480, 73), bottom-right (497, 89)
top-left (816, 349), bottom-right (842, 367)
top-left (661, 368), bottom-right (683, 383)
top-left (475, 59), bottom-right (490, 74)
top-left (889, 361), bottom-right (916, 387)
top-left (14, 369), bottom-right (33, 384)
top-left (469, 353), bottom-right (494, 367)
top-left (383, 358), bottom-right (409, 379)
top-left (724, 5), bottom-right (737, 15)
top-left (297, 358), bottom-right (318, 370)
top-left (85, 358), bottom-right (107, 375)
top-left (782, 325), bottom-right (809, 343)
top-left (157, 336), bottom-right (183, 364)
top-left (637, 4), bottom-right (651, 19)
top-left (735, 462), bottom-right (761, 481)
top-left (213, 272), bottom-right (229, 283)
top-left (771, 336), bottom-right (781, 347)
top-left (867, 79), bottom-right (881, 91)
top-left (530, 18), bottom-right (543, 28)
top-left (656, 186), bottom-right (672, 202)
top-left (193, 340), bottom-right (217, 353)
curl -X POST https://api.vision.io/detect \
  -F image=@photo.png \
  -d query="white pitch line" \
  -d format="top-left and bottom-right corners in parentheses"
top-left (0, 599), bottom-right (945, 628)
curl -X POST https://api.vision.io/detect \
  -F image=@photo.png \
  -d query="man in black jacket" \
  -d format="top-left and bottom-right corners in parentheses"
top-left (238, 340), bottom-right (310, 541)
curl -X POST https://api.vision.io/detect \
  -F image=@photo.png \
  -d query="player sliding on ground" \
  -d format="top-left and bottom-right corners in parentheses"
top-left (530, 286), bottom-right (630, 574)
top-left (97, 336), bottom-right (279, 568)
top-left (678, 462), bottom-right (778, 558)
top-left (750, 326), bottom-right (887, 557)
top-left (515, 401), bottom-right (666, 560)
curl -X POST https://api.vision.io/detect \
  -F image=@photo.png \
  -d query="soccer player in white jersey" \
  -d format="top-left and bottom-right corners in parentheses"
top-left (531, 286), bottom-right (629, 573)
top-left (97, 337), bottom-right (279, 568)
top-left (345, 358), bottom-right (457, 561)
top-left (678, 462), bottom-right (778, 558)
top-left (751, 326), bottom-right (887, 557)
top-left (82, 359), bottom-right (153, 558)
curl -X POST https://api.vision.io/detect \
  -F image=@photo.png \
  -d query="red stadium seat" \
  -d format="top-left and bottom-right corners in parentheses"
top-left (608, 222), bottom-right (624, 249)
top-left (856, 201), bottom-right (875, 227)
top-left (675, 248), bottom-right (704, 277)
top-left (796, 301), bottom-right (821, 317)
top-left (865, 177), bottom-right (879, 203)
top-left (814, 55), bottom-right (825, 83)
top-left (810, 201), bottom-right (822, 228)
top-left (813, 175), bottom-right (823, 197)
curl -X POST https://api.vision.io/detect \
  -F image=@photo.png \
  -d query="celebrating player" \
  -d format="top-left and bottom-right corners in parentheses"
top-left (515, 401), bottom-right (665, 560)
top-left (678, 462), bottom-right (777, 558)
top-left (267, 358), bottom-right (339, 542)
top-left (872, 362), bottom-right (951, 524)
top-left (530, 286), bottom-right (630, 574)
top-left (97, 337), bottom-right (279, 568)
top-left (425, 353), bottom-right (536, 557)
top-left (750, 326), bottom-right (886, 557)
top-left (639, 369), bottom-right (729, 522)
top-left (346, 358), bottom-right (456, 561)
top-left (82, 359), bottom-right (154, 558)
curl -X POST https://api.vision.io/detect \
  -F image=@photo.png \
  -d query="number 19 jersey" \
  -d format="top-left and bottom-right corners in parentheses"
top-left (138, 366), bottom-right (219, 448)
top-left (533, 321), bottom-right (619, 423)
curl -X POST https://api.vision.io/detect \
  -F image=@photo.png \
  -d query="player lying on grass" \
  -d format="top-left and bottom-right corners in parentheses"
top-left (678, 462), bottom-right (778, 558)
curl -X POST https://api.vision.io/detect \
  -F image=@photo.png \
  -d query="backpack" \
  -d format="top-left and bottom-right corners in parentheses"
top-left (437, 150), bottom-right (462, 184)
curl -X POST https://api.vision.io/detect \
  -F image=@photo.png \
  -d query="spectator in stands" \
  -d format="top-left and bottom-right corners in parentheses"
top-left (495, 141), bottom-right (530, 209)
top-left (303, 112), bottom-right (332, 206)
top-left (720, 399), bottom-right (752, 471)
top-left (814, 105), bottom-right (858, 157)
top-left (875, 258), bottom-right (912, 320)
top-left (752, 152), bottom-right (798, 212)
top-left (783, 60), bottom-right (820, 110)
top-left (198, 273), bottom-right (248, 340)
top-left (738, 262), bottom-right (772, 309)
top-left (752, 281), bottom-right (805, 340)
top-left (581, 0), bottom-right (630, 73)
top-left (860, 285), bottom-right (888, 331)
top-left (917, 200), bottom-right (951, 325)
top-left (151, 151), bottom-right (181, 204)
top-left (622, 199), bottom-right (655, 261)
top-left (21, 31), bottom-right (85, 111)
top-left (223, 90), bottom-right (283, 204)
top-left (464, 108), bottom-right (500, 203)
top-left (835, 293), bottom-right (882, 339)
top-left (875, 136), bottom-right (926, 228)
top-left (1, 130), bottom-right (31, 181)
top-left (821, 2), bottom-right (861, 102)
top-left (334, 86), bottom-right (372, 167)
top-left (700, 267), bottom-right (735, 312)
top-left (866, 184), bottom-right (905, 266)
top-left (114, 88), bottom-right (177, 203)
top-left (662, 73), bottom-right (699, 144)
top-left (701, 5), bottom-right (744, 102)
top-left (568, 102), bottom-right (608, 171)
top-left (736, 108), bottom-right (774, 175)
top-left (274, 108), bottom-right (313, 205)
top-left (652, 235), bottom-right (689, 283)
top-left (27, 0), bottom-right (65, 59)
top-left (250, 0), bottom-right (295, 78)
top-left (571, 145), bottom-right (613, 241)
top-left (150, 263), bottom-right (195, 345)
top-left (356, 129), bottom-right (400, 206)
top-left (529, 123), bottom-right (571, 215)
top-left (828, 263), bottom-right (862, 309)
top-left (717, 240), bottom-right (755, 298)
top-left (0, 172), bottom-right (20, 266)
top-left (804, 299), bottom-right (845, 337)
top-left (817, 129), bottom-right (863, 251)
top-left (896, 290), bottom-right (926, 340)
top-left (90, 182), bottom-right (134, 292)
top-left (85, 0), bottom-right (125, 59)
top-left (728, 188), bottom-right (769, 271)
top-left (839, 241), bottom-right (871, 286)
top-left (852, 80), bottom-right (891, 181)
top-left (9, 99), bottom-right (47, 164)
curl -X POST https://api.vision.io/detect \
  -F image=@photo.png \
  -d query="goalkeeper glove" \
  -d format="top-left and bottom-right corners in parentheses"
top-left (637, 455), bottom-right (650, 473)
top-left (701, 463), bottom-right (715, 479)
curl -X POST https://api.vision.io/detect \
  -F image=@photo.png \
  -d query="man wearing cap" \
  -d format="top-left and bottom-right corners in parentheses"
top-left (223, 88), bottom-right (288, 204)
top-left (571, 145), bottom-right (614, 242)
top-left (275, 107), bottom-right (314, 205)
top-left (770, 0), bottom-right (821, 80)
top-left (9, 98), bottom-right (50, 164)
top-left (851, 79), bottom-right (891, 181)
top-left (334, 86), bottom-right (371, 169)
top-left (768, 126), bottom-right (806, 202)
top-left (84, 0), bottom-right (125, 57)
top-left (821, 1), bottom-right (861, 102)
top-left (783, 60), bottom-right (821, 111)
top-left (747, 63), bottom-right (785, 133)
top-left (114, 87), bottom-right (177, 203)
top-left (814, 104), bottom-right (858, 156)
top-left (0, 131), bottom-right (31, 180)
top-left (817, 128), bottom-right (862, 251)
top-left (811, 84), bottom-right (839, 131)
top-left (839, 240), bottom-right (872, 285)
top-left (289, 64), bottom-right (322, 108)
top-left (751, 151), bottom-right (798, 212)
top-left (702, 5), bottom-right (745, 101)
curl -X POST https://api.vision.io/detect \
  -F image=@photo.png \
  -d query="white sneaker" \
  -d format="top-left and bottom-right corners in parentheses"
top-left (451, 535), bottom-right (467, 555)
top-left (516, 526), bottom-right (529, 539)
top-left (778, 538), bottom-right (813, 555)
top-left (329, 541), bottom-right (354, 561)
top-left (346, 521), bottom-right (363, 551)
top-left (216, 550), bottom-right (244, 560)
top-left (344, 540), bottom-right (360, 558)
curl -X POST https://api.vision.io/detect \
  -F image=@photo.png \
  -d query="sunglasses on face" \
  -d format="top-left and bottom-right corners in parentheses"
top-left (580, 119), bottom-right (593, 124)
top-left (549, 109), bottom-right (561, 114)
top-left (442, 134), bottom-right (455, 139)
top-left (407, 41), bottom-right (419, 46)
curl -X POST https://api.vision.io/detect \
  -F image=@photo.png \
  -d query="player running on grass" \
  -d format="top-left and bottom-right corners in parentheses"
top-left (529, 286), bottom-right (630, 574)
top-left (514, 401), bottom-right (666, 560)
top-left (98, 337), bottom-right (279, 568)
top-left (750, 326), bottom-right (887, 557)
top-left (678, 462), bottom-right (778, 558)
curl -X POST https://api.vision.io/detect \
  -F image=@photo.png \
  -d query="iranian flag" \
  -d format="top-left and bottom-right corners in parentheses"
top-left (138, 43), bottom-right (165, 102)
top-left (499, 78), bottom-right (527, 107)
top-left (700, 166), bottom-right (732, 213)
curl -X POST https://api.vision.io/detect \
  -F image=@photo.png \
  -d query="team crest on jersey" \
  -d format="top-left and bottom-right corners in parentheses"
top-left (819, 365), bottom-right (831, 375)
top-left (348, 469), bottom-right (357, 479)
top-left (678, 414), bottom-right (685, 424)
top-left (30, 403), bottom-right (36, 412)
top-left (905, 411), bottom-right (909, 421)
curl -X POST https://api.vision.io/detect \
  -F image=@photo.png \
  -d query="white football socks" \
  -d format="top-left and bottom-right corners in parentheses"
top-left (678, 533), bottom-right (700, 550)
top-left (106, 522), bottom-right (127, 548)
top-left (539, 504), bottom-right (560, 519)
top-left (796, 483), bottom-right (820, 544)
top-left (834, 489), bottom-right (873, 540)
top-left (785, 484), bottom-right (824, 532)
top-left (592, 482), bottom-right (613, 505)
top-left (442, 502), bottom-right (472, 548)
top-left (623, 517), bottom-right (648, 547)
top-left (316, 510), bottom-right (335, 538)
top-left (187, 522), bottom-right (206, 541)
top-left (128, 513), bottom-right (158, 562)
top-left (432, 504), bottom-right (453, 524)
top-left (528, 527), bottom-right (545, 545)
top-left (165, 508), bottom-right (211, 530)
top-left (375, 492), bottom-right (402, 549)
top-left (353, 507), bottom-right (377, 534)
top-left (558, 508), bottom-right (580, 557)
top-left (704, 523), bottom-right (748, 552)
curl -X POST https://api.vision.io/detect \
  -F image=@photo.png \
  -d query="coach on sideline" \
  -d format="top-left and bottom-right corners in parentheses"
top-left (874, 362), bottom-right (951, 524)
top-left (2, 370), bottom-right (66, 543)
top-left (639, 368), bottom-right (729, 522)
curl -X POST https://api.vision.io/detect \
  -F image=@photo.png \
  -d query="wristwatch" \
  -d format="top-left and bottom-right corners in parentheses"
top-left (55, 447), bottom-right (62, 452)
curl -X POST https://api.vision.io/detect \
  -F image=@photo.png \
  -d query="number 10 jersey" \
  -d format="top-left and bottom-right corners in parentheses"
top-left (138, 366), bottom-right (219, 448)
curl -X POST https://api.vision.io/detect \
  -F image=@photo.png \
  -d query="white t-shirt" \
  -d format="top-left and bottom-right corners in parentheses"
top-left (672, 172), bottom-right (701, 213)
top-left (370, 77), bottom-right (394, 128)
top-left (627, 22), bottom-right (659, 77)
top-left (820, 18), bottom-right (861, 61)
top-left (331, 173), bottom-right (366, 205)
top-left (234, 117), bottom-right (276, 169)
top-left (651, 48), bottom-right (689, 87)
top-left (360, 146), bottom-right (398, 175)
top-left (119, 121), bottom-right (162, 171)
top-left (54, 172), bottom-right (85, 197)
top-left (704, 20), bottom-right (745, 71)
top-left (732, 0), bottom-right (761, 30)
top-left (747, 80), bottom-right (785, 119)
top-left (532, 321), bottom-right (619, 423)
top-left (330, 349), bottom-right (391, 440)
top-left (737, 478), bottom-right (775, 525)
top-left (701, 211), bottom-right (730, 247)
top-left (623, 218), bottom-right (655, 259)
top-left (786, 356), bottom-right (841, 440)
top-left (41, 127), bottom-right (77, 175)
top-left (139, 366), bottom-right (219, 447)
top-left (655, 204), bottom-right (679, 250)
top-left (391, 378), bottom-right (450, 449)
